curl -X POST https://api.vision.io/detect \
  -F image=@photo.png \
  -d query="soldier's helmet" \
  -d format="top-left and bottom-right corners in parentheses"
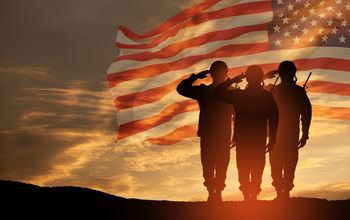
top-left (245, 65), bottom-right (264, 83)
top-left (278, 60), bottom-right (297, 80)
top-left (210, 61), bottom-right (228, 76)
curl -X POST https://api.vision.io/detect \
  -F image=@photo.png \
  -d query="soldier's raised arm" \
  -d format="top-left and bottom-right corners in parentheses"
top-left (176, 70), bottom-right (209, 100)
top-left (213, 74), bottom-right (244, 103)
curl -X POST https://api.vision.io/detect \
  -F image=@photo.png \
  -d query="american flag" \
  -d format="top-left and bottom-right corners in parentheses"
top-left (107, 0), bottom-right (350, 146)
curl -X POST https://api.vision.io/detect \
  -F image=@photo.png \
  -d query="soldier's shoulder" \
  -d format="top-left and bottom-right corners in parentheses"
top-left (294, 84), bottom-right (304, 90)
top-left (294, 84), bottom-right (307, 94)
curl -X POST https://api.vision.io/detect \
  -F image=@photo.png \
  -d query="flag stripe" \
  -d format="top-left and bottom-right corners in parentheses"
top-left (109, 47), bottom-right (350, 93)
top-left (117, 91), bottom-right (187, 125)
top-left (114, 75), bottom-right (188, 111)
top-left (116, 1), bottom-right (272, 49)
top-left (114, 79), bottom-right (350, 112)
top-left (112, 30), bottom-right (268, 74)
top-left (303, 81), bottom-right (350, 97)
top-left (117, 91), bottom-right (350, 142)
top-left (312, 105), bottom-right (350, 121)
top-left (115, 24), bottom-right (268, 62)
top-left (145, 104), bottom-right (350, 146)
top-left (108, 42), bottom-right (269, 88)
top-left (146, 124), bottom-right (198, 146)
top-left (204, 0), bottom-right (268, 12)
top-left (117, 103), bottom-right (350, 145)
top-left (116, 87), bottom-right (350, 126)
top-left (117, 100), bottom-right (198, 141)
top-left (117, 0), bottom-right (221, 40)
top-left (116, 111), bottom-right (199, 145)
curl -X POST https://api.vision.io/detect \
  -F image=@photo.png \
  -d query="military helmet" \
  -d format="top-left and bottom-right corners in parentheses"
top-left (245, 65), bottom-right (264, 82)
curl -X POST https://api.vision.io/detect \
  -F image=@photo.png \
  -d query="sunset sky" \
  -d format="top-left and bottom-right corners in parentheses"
top-left (1, 0), bottom-right (350, 201)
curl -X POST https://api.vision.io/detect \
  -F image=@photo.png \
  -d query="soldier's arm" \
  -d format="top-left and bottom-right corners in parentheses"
top-left (176, 72), bottom-right (206, 100)
top-left (213, 76), bottom-right (243, 103)
top-left (301, 90), bottom-right (312, 140)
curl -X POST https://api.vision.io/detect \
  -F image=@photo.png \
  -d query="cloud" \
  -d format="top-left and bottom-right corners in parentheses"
top-left (0, 66), bottom-right (50, 76)
top-left (120, 138), bottom-right (200, 172)
top-left (294, 182), bottom-right (350, 200)
top-left (309, 118), bottom-right (350, 138)
top-left (0, 78), bottom-right (118, 188)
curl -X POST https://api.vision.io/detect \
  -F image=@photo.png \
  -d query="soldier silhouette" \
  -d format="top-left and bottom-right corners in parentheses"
top-left (176, 61), bottom-right (234, 202)
top-left (268, 61), bottom-right (312, 200)
top-left (213, 65), bottom-right (278, 201)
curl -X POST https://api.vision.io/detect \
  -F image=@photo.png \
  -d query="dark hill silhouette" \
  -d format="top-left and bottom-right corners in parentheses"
top-left (1, 180), bottom-right (349, 220)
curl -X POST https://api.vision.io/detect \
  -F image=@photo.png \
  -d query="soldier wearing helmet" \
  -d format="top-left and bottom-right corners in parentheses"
top-left (177, 61), bottom-right (234, 202)
top-left (268, 60), bottom-right (312, 200)
top-left (214, 65), bottom-right (278, 201)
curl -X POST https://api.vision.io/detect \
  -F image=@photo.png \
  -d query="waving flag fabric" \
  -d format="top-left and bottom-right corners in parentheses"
top-left (107, 0), bottom-right (350, 146)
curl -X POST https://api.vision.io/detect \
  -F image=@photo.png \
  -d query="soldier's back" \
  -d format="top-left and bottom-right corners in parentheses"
top-left (273, 84), bottom-right (308, 143)
top-left (197, 84), bottom-right (233, 139)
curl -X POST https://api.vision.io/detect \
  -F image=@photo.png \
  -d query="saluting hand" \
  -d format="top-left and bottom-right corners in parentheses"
top-left (264, 70), bottom-right (278, 79)
top-left (196, 70), bottom-right (210, 79)
top-left (223, 73), bottom-right (245, 87)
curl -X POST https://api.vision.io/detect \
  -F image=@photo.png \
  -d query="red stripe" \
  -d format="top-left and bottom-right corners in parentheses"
top-left (116, 23), bottom-right (268, 62)
top-left (118, 0), bottom-right (221, 40)
top-left (295, 58), bottom-right (350, 73)
top-left (114, 75), bottom-right (189, 111)
top-left (108, 55), bottom-right (350, 89)
top-left (114, 79), bottom-right (349, 111)
top-left (113, 62), bottom-right (350, 110)
top-left (117, 100), bottom-right (199, 140)
top-left (107, 42), bottom-right (269, 88)
top-left (146, 124), bottom-right (198, 146)
top-left (126, 104), bottom-right (350, 146)
top-left (117, 1), bottom-right (272, 49)
top-left (312, 105), bottom-right (350, 120)
top-left (298, 80), bottom-right (350, 96)
top-left (224, 58), bottom-right (350, 75)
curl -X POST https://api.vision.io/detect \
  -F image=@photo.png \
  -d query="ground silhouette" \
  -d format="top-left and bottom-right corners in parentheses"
top-left (1, 180), bottom-right (349, 220)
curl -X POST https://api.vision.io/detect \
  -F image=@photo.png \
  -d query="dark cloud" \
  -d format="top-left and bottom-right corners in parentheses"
top-left (0, 129), bottom-right (82, 180)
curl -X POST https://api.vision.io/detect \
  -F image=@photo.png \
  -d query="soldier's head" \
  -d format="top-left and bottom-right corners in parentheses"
top-left (278, 60), bottom-right (297, 83)
top-left (210, 61), bottom-right (228, 83)
top-left (245, 65), bottom-right (264, 87)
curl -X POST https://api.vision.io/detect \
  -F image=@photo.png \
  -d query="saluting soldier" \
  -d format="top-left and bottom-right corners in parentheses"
top-left (177, 61), bottom-right (234, 202)
top-left (214, 65), bottom-right (278, 201)
top-left (268, 61), bottom-right (312, 200)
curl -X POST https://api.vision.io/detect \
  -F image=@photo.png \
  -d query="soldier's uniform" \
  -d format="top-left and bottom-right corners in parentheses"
top-left (177, 74), bottom-right (234, 192)
top-left (270, 83), bottom-right (311, 192)
top-left (214, 85), bottom-right (278, 197)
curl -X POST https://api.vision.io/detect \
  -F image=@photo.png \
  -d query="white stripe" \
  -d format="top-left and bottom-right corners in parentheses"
top-left (296, 69), bottom-right (350, 84)
top-left (115, 0), bottom-right (269, 46)
top-left (116, 92), bottom-right (350, 146)
top-left (116, 12), bottom-right (272, 56)
top-left (205, 0), bottom-right (269, 12)
top-left (117, 89), bottom-right (350, 126)
top-left (110, 47), bottom-right (350, 98)
top-left (117, 111), bottom-right (199, 146)
top-left (117, 91), bottom-right (188, 125)
top-left (116, 88), bottom-right (350, 127)
top-left (308, 92), bottom-right (350, 109)
top-left (110, 31), bottom-right (268, 73)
